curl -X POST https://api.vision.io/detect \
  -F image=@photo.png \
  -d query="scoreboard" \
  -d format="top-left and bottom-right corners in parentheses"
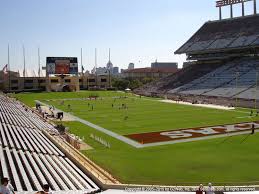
top-left (216, 0), bottom-right (252, 7)
top-left (46, 57), bottom-right (78, 75)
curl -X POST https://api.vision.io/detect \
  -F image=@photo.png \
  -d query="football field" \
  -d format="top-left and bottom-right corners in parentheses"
top-left (14, 91), bottom-right (259, 185)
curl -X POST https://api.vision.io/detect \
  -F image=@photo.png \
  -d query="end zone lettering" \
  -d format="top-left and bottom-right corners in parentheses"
top-left (125, 121), bottom-right (259, 144)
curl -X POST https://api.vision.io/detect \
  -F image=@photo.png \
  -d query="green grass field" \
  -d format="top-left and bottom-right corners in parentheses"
top-left (14, 91), bottom-right (259, 185)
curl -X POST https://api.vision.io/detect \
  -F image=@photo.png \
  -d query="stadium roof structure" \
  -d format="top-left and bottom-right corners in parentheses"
top-left (175, 14), bottom-right (259, 56)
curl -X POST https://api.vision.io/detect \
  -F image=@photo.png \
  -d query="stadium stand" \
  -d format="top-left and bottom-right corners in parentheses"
top-left (0, 95), bottom-right (100, 193)
top-left (169, 58), bottom-right (259, 98)
top-left (135, 14), bottom-right (259, 108)
top-left (134, 62), bottom-right (222, 96)
top-left (175, 15), bottom-right (259, 55)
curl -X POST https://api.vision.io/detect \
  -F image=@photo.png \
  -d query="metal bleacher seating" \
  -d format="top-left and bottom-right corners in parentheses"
top-left (175, 15), bottom-right (259, 54)
top-left (136, 15), bottom-right (259, 102)
top-left (0, 95), bottom-right (100, 193)
top-left (168, 59), bottom-right (259, 100)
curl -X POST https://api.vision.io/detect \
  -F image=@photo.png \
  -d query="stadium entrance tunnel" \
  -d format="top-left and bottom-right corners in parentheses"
top-left (50, 83), bottom-right (77, 92)
top-left (62, 84), bottom-right (71, 92)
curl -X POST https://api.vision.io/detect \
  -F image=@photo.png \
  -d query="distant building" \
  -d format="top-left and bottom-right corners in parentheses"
top-left (91, 67), bottom-right (108, 75)
top-left (128, 63), bottom-right (135, 70)
top-left (106, 61), bottom-right (113, 71)
top-left (120, 69), bottom-right (126, 73)
top-left (151, 62), bottom-right (178, 69)
top-left (112, 67), bottom-right (119, 74)
top-left (0, 70), bottom-right (110, 92)
top-left (106, 48), bottom-right (113, 72)
top-left (122, 67), bottom-right (178, 79)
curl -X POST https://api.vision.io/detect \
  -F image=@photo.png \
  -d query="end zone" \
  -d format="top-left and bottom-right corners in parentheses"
top-left (125, 121), bottom-right (259, 147)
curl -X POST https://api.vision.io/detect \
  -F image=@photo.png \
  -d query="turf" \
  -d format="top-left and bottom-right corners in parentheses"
top-left (62, 121), bottom-right (259, 185)
top-left (14, 91), bottom-right (259, 135)
top-left (14, 91), bottom-right (259, 185)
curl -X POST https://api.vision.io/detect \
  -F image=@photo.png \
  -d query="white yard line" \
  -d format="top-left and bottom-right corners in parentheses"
top-left (36, 100), bottom-right (257, 149)
top-left (35, 100), bottom-right (143, 148)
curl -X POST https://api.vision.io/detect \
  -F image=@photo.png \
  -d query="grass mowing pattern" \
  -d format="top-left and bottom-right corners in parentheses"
top-left (15, 91), bottom-right (259, 185)
top-left (65, 121), bottom-right (259, 185)
top-left (15, 91), bottom-right (259, 135)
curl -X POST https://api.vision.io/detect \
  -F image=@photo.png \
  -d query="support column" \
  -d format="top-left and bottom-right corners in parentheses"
top-left (254, 0), bottom-right (257, 15)
top-left (219, 7), bottom-right (222, 20)
top-left (242, 1), bottom-right (245, 16)
top-left (230, 4), bottom-right (233, 18)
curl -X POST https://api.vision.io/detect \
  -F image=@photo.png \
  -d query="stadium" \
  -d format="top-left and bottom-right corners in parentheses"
top-left (1, 0), bottom-right (259, 194)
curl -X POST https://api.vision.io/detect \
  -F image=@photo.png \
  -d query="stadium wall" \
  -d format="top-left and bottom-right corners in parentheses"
top-left (0, 71), bottom-right (110, 92)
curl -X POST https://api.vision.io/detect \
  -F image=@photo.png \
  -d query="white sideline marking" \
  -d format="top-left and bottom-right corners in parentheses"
top-left (35, 100), bottom-right (143, 148)
top-left (160, 100), bottom-right (235, 110)
top-left (236, 116), bottom-right (255, 119)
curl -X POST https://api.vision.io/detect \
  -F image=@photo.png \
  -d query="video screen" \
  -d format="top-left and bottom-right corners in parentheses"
top-left (46, 57), bottom-right (78, 75)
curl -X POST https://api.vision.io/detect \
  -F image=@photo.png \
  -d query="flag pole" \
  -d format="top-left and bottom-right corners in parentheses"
top-left (109, 48), bottom-right (111, 88)
top-left (38, 47), bottom-right (41, 90)
top-left (95, 48), bottom-right (97, 87)
top-left (23, 45), bottom-right (26, 91)
top-left (81, 48), bottom-right (83, 74)
top-left (8, 44), bottom-right (10, 92)
top-left (38, 47), bottom-right (40, 77)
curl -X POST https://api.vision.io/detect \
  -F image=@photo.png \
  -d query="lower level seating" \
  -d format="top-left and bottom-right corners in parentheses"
top-left (0, 95), bottom-right (99, 193)
top-left (168, 58), bottom-right (259, 100)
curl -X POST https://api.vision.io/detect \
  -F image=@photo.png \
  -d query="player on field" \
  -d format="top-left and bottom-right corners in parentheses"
top-left (251, 124), bottom-right (255, 135)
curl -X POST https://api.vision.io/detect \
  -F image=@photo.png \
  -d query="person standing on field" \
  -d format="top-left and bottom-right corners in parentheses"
top-left (251, 123), bottom-right (255, 134)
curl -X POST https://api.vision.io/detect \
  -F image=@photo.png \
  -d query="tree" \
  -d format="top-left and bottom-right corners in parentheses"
top-left (112, 78), bottom-right (130, 90)
top-left (129, 79), bottom-right (143, 89)
top-left (142, 77), bottom-right (155, 84)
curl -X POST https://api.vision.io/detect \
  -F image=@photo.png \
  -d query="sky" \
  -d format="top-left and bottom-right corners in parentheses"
top-left (0, 0), bottom-right (257, 72)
